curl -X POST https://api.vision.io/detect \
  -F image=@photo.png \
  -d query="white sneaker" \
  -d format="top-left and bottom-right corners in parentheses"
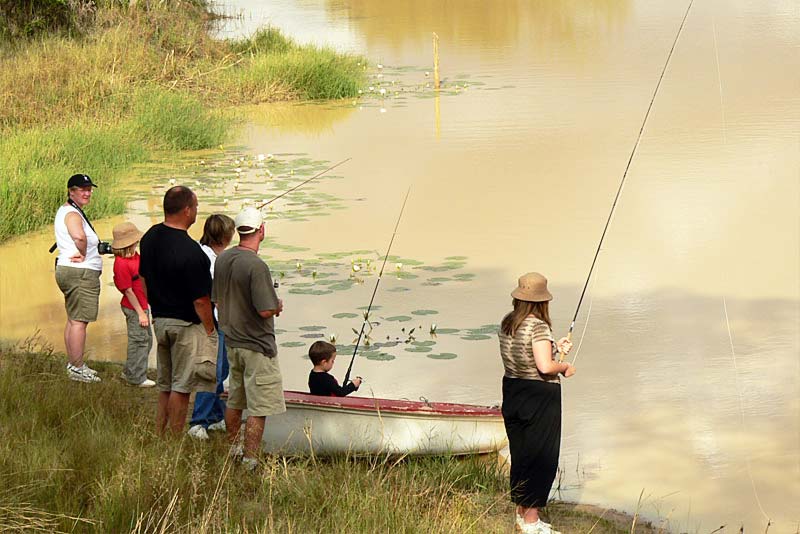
top-left (187, 424), bottom-right (209, 440)
top-left (68, 363), bottom-right (98, 376)
top-left (229, 443), bottom-right (244, 460)
top-left (207, 420), bottom-right (226, 432)
top-left (516, 517), bottom-right (560, 534)
top-left (67, 364), bottom-right (101, 383)
top-left (241, 457), bottom-right (258, 472)
top-left (137, 378), bottom-right (156, 388)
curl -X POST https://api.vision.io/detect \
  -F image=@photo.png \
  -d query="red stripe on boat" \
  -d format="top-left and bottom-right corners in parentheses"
top-left (284, 390), bottom-right (501, 417)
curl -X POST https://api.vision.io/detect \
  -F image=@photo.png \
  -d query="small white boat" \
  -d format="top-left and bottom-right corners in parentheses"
top-left (262, 391), bottom-right (508, 456)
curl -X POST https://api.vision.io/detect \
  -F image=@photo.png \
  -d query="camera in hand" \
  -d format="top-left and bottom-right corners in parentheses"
top-left (97, 241), bottom-right (113, 255)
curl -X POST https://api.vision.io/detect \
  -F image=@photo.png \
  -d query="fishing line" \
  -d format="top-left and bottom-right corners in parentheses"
top-left (711, 18), bottom-right (727, 145)
top-left (723, 297), bottom-right (771, 523)
top-left (256, 157), bottom-right (351, 209)
top-left (561, 0), bottom-right (695, 361)
top-left (343, 188), bottom-right (412, 385)
top-left (568, 262), bottom-right (601, 367)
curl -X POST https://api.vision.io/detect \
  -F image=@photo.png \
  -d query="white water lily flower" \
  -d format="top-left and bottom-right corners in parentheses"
top-left (233, 182), bottom-right (240, 190)
top-left (267, 154), bottom-right (274, 160)
top-left (195, 180), bottom-right (201, 186)
top-left (199, 160), bottom-right (206, 165)
top-left (242, 198), bottom-right (251, 205)
top-left (329, 333), bottom-right (337, 344)
top-left (296, 262), bottom-right (302, 270)
top-left (377, 63), bottom-right (383, 69)
top-left (358, 89), bottom-right (363, 94)
top-left (235, 167), bottom-right (242, 174)
top-left (430, 324), bottom-right (437, 333)
top-left (224, 198), bottom-right (229, 204)
top-left (168, 178), bottom-right (176, 185)
top-left (368, 86), bottom-right (374, 91)
top-left (395, 263), bottom-right (403, 270)
top-left (380, 108), bottom-right (387, 113)
top-left (379, 88), bottom-right (386, 95)
top-left (424, 71), bottom-right (430, 76)
top-left (257, 154), bottom-right (266, 161)
top-left (352, 264), bottom-right (361, 272)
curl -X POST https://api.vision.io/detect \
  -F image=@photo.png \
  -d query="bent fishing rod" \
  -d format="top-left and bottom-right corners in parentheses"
top-left (256, 157), bottom-right (351, 209)
top-left (343, 187), bottom-right (411, 385)
top-left (560, 0), bottom-right (694, 362)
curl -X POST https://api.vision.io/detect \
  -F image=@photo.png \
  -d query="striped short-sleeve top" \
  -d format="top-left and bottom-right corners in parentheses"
top-left (498, 315), bottom-right (560, 383)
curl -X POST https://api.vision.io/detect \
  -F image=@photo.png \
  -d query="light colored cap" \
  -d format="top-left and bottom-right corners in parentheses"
top-left (510, 272), bottom-right (553, 302)
top-left (234, 207), bottom-right (263, 234)
top-left (111, 222), bottom-right (143, 250)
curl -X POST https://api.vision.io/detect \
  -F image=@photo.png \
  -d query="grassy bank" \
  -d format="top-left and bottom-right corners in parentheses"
top-left (0, 344), bottom-right (659, 533)
top-left (0, 2), bottom-right (365, 242)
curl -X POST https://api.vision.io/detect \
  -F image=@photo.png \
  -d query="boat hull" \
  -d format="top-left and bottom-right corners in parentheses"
top-left (262, 391), bottom-right (508, 456)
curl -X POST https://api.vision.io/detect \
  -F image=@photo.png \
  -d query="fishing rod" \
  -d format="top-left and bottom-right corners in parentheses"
top-left (343, 187), bottom-right (411, 385)
top-left (560, 0), bottom-right (694, 362)
top-left (256, 157), bottom-right (351, 209)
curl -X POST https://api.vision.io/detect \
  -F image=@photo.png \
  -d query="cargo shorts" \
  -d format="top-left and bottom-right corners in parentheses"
top-left (226, 347), bottom-right (285, 417)
top-left (153, 318), bottom-right (217, 394)
top-left (55, 265), bottom-right (101, 322)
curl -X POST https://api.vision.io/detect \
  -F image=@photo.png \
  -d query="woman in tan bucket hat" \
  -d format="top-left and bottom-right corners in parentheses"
top-left (498, 272), bottom-right (576, 534)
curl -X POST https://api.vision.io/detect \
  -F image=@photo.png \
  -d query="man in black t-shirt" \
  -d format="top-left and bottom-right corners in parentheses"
top-left (140, 186), bottom-right (217, 437)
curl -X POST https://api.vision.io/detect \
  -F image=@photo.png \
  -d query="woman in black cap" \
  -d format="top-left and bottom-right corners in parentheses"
top-left (498, 272), bottom-right (576, 534)
top-left (53, 173), bottom-right (103, 383)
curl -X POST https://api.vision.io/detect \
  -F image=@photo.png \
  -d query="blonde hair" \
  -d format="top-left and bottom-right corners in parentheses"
top-left (500, 298), bottom-right (551, 337)
top-left (200, 214), bottom-right (235, 247)
top-left (112, 242), bottom-right (138, 258)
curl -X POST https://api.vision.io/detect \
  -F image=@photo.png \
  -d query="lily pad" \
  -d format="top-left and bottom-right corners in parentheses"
top-left (461, 334), bottom-right (492, 341)
top-left (280, 341), bottom-right (306, 348)
top-left (332, 312), bottom-right (359, 319)
top-left (411, 340), bottom-right (436, 347)
top-left (300, 333), bottom-right (324, 339)
top-left (299, 325), bottom-right (326, 331)
top-left (385, 316), bottom-right (412, 322)
top-left (363, 351), bottom-right (395, 361)
top-left (405, 346), bottom-right (432, 353)
top-left (433, 328), bottom-right (460, 335)
top-left (388, 287), bottom-right (411, 292)
top-left (289, 288), bottom-right (333, 296)
top-left (444, 256), bottom-right (468, 261)
top-left (411, 309), bottom-right (438, 316)
top-left (427, 353), bottom-right (458, 360)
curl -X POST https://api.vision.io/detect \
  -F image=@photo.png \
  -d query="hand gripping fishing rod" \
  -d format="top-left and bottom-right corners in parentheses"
top-left (256, 158), bottom-right (351, 209)
top-left (343, 188), bottom-right (411, 385)
top-left (560, 0), bottom-right (694, 362)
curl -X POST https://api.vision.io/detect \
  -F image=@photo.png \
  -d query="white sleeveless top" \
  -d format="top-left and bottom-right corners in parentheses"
top-left (54, 204), bottom-right (103, 271)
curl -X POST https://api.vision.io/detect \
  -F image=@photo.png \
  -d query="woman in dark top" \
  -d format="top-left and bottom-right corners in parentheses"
top-left (498, 273), bottom-right (576, 534)
top-left (307, 341), bottom-right (362, 397)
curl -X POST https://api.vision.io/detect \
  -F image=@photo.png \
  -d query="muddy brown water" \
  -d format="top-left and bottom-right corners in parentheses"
top-left (1, 0), bottom-right (798, 530)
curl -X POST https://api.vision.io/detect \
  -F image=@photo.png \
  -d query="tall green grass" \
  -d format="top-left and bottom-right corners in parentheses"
top-left (0, 3), bottom-right (366, 243)
top-left (0, 90), bottom-right (227, 241)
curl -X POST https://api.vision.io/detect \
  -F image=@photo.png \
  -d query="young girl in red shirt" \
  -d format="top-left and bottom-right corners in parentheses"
top-left (112, 222), bottom-right (155, 387)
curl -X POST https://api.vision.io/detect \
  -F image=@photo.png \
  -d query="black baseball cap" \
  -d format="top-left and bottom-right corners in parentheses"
top-left (67, 173), bottom-right (98, 188)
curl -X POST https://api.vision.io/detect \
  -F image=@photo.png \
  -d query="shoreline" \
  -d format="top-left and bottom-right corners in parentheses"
top-left (0, 344), bottom-right (662, 533)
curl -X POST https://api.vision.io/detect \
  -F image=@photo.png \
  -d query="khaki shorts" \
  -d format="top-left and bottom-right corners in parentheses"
top-left (153, 319), bottom-right (217, 394)
top-left (227, 347), bottom-right (285, 417)
top-left (55, 265), bottom-right (101, 322)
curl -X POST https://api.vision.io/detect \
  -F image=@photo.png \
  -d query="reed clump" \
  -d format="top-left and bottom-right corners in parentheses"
top-left (0, 1), bottom-right (365, 242)
top-left (0, 345), bottom-right (657, 533)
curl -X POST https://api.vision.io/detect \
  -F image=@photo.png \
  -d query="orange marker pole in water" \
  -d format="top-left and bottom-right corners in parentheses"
top-left (433, 32), bottom-right (440, 90)
top-left (561, 0), bottom-right (694, 362)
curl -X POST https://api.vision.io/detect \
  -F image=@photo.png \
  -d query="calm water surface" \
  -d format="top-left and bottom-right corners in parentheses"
top-left (1, 0), bottom-right (798, 531)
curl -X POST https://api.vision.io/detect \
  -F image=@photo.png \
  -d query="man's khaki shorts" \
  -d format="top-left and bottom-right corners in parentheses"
top-left (55, 265), bottom-right (101, 322)
top-left (227, 347), bottom-right (285, 417)
top-left (153, 319), bottom-right (217, 394)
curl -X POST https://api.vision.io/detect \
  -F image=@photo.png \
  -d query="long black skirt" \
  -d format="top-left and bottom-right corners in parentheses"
top-left (502, 376), bottom-right (562, 508)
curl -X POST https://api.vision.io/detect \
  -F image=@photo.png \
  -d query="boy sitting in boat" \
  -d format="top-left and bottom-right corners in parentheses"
top-left (308, 341), bottom-right (362, 397)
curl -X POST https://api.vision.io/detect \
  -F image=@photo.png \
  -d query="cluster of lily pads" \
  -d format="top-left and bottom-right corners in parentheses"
top-left (130, 144), bottom-right (499, 364)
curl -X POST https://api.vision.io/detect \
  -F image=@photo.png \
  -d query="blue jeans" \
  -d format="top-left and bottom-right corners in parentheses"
top-left (190, 330), bottom-right (228, 428)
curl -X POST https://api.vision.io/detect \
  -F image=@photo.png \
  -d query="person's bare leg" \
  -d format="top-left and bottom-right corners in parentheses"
top-left (156, 391), bottom-right (170, 436)
top-left (225, 407), bottom-right (243, 445)
top-left (167, 392), bottom-right (191, 435)
top-left (521, 506), bottom-right (540, 524)
top-left (244, 415), bottom-right (265, 459)
top-left (65, 319), bottom-right (88, 367)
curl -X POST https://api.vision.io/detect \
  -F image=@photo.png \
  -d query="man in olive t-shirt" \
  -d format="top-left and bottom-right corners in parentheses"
top-left (212, 207), bottom-right (285, 469)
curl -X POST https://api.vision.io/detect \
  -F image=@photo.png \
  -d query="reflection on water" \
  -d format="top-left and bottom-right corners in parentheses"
top-left (3, 0), bottom-right (800, 531)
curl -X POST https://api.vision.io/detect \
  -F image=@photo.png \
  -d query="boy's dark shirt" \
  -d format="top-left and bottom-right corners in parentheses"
top-left (139, 223), bottom-right (211, 323)
top-left (308, 370), bottom-right (358, 397)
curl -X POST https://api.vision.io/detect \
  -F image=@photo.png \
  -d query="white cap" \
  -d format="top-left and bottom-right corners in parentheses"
top-left (234, 207), bottom-right (263, 234)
